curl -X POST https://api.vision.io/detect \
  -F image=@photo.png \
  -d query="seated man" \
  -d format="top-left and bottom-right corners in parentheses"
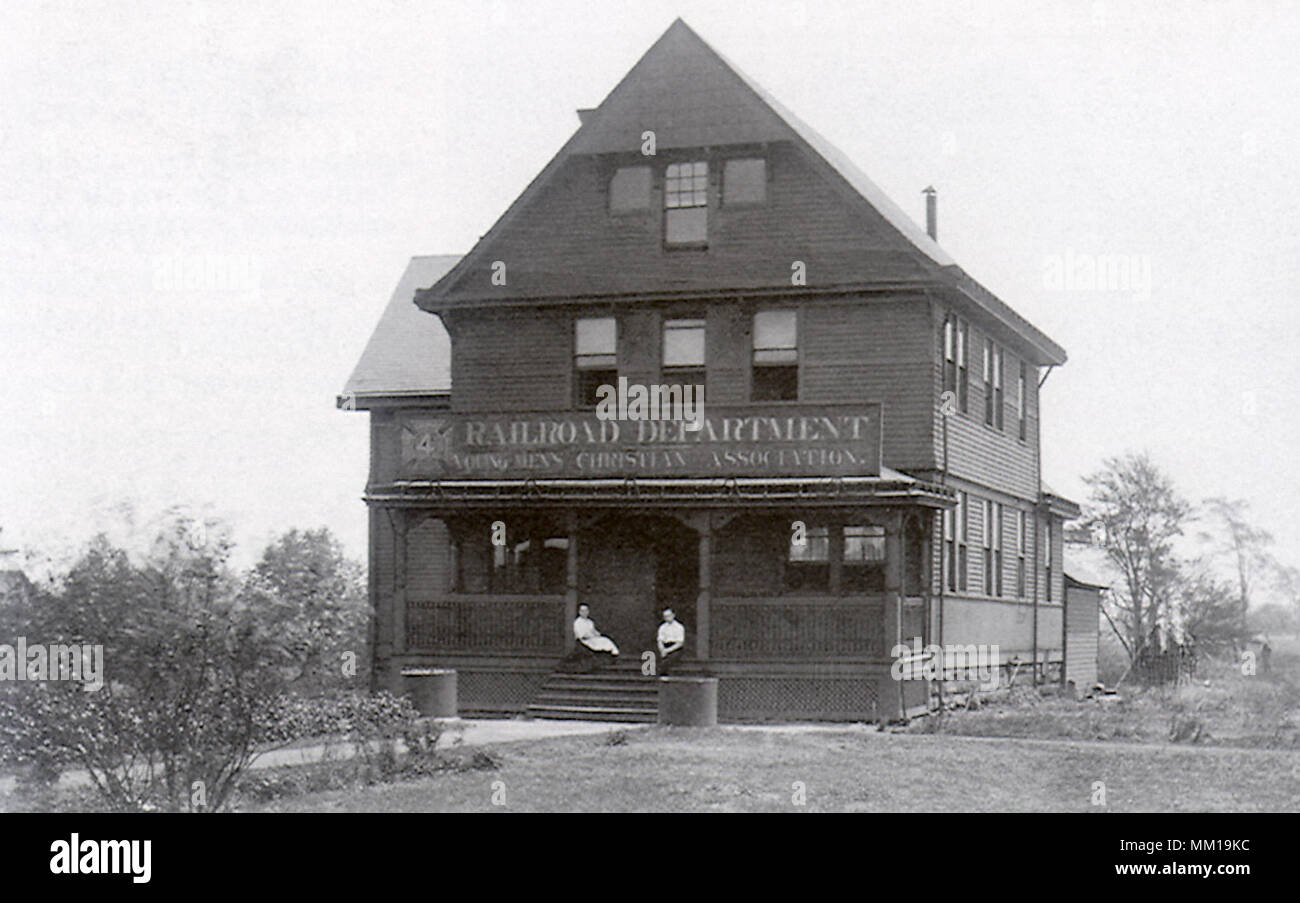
top-left (571, 604), bottom-right (619, 671)
top-left (656, 607), bottom-right (686, 676)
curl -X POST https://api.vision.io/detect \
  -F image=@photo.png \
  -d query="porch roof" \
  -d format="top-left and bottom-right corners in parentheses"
top-left (364, 468), bottom-right (955, 509)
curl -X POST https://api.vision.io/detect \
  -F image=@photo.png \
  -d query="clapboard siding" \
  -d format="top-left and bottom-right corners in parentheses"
top-left (450, 312), bottom-right (571, 412)
top-left (941, 596), bottom-right (1063, 659)
top-left (437, 143), bottom-right (930, 301)
top-left (930, 479), bottom-right (1044, 610)
top-left (800, 298), bottom-right (934, 468)
top-left (1065, 584), bottom-right (1100, 688)
top-left (444, 294), bottom-right (937, 469)
top-left (927, 307), bottom-right (1041, 501)
top-left (406, 517), bottom-right (451, 602)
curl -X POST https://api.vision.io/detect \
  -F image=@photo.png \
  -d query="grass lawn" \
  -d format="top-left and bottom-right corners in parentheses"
top-left (242, 725), bottom-right (1300, 813)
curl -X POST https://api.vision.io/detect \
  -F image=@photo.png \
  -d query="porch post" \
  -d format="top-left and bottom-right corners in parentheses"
top-left (564, 511), bottom-right (578, 653)
top-left (880, 510), bottom-right (905, 721)
top-left (394, 510), bottom-right (409, 656)
top-left (696, 520), bottom-right (711, 660)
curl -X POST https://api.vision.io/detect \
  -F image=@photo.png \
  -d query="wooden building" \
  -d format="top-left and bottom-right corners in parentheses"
top-left (1063, 574), bottom-right (1105, 693)
top-left (341, 19), bottom-right (1086, 722)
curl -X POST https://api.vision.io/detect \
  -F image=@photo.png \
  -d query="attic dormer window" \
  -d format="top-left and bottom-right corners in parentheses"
top-left (664, 161), bottom-right (708, 247)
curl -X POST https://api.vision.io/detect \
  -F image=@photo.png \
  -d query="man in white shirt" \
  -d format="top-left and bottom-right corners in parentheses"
top-left (656, 608), bottom-right (686, 675)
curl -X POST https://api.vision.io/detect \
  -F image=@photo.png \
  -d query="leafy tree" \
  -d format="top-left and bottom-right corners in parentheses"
top-left (1249, 602), bottom-right (1296, 638)
top-left (1178, 563), bottom-right (1249, 654)
top-left (0, 517), bottom-right (398, 812)
top-left (240, 528), bottom-right (368, 692)
top-left (1081, 452), bottom-right (1190, 656)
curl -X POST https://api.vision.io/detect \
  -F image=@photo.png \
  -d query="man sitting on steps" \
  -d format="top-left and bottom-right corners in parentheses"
top-left (657, 608), bottom-right (686, 676)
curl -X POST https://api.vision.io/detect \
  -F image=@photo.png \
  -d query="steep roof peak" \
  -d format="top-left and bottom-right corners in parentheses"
top-left (418, 19), bottom-right (1065, 364)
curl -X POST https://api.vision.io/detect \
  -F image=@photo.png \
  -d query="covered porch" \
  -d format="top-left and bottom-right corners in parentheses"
top-left (369, 473), bottom-right (952, 721)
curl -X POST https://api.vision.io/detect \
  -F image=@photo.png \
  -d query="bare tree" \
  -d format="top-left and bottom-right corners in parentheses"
top-left (1269, 563), bottom-right (1300, 638)
top-left (1081, 452), bottom-right (1190, 655)
top-left (1198, 497), bottom-right (1274, 617)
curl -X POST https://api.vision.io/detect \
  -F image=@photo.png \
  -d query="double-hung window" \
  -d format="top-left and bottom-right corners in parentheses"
top-left (752, 309), bottom-right (797, 401)
top-left (958, 491), bottom-right (969, 592)
top-left (574, 317), bottom-right (617, 408)
top-left (662, 317), bottom-right (706, 398)
top-left (994, 348), bottom-right (1005, 431)
top-left (982, 499), bottom-right (996, 596)
top-left (1018, 361), bottom-right (1027, 441)
top-left (983, 341), bottom-right (994, 426)
top-left (1017, 510), bottom-right (1028, 598)
top-left (944, 505), bottom-right (955, 592)
top-left (943, 316), bottom-right (969, 412)
top-left (665, 161), bottom-right (708, 247)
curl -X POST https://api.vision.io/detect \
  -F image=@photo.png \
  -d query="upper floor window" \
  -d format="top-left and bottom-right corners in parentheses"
top-left (723, 158), bottom-right (766, 205)
top-left (609, 165), bottom-right (651, 213)
top-left (983, 339), bottom-right (1004, 430)
top-left (664, 161), bottom-right (708, 247)
top-left (943, 315), bottom-right (969, 412)
top-left (574, 316), bottom-right (616, 408)
top-left (983, 341), bottom-right (994, 426)
top-left (994, 347), bottom-right (1004, 431)
top-left (751, 309), bottom-right (797, 401)
top-left (662, 317), bottom-right (706, 391)
top-left (1018, 361), bottom-right (1028, 441)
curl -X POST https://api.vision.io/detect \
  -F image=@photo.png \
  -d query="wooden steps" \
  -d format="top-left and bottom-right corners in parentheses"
top-left (526, 660), bottom-right (705, 722)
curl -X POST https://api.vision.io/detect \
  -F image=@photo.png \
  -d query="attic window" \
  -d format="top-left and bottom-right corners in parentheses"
top-left (609, 166), bottom-right (651, 213)
top-left (723, 158), bottom-right (766, 205)
top-left (664, 161), bottom-right (708, 247)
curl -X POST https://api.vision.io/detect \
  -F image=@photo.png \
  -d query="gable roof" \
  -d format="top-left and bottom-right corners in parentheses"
top-left (415, 18), bottom-right (1065, 366)
top-left (341, 255), bottom-right (459, 403)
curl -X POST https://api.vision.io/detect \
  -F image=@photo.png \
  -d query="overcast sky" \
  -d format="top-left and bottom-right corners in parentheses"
top-left (2, 0), bottom-right (1297, 587)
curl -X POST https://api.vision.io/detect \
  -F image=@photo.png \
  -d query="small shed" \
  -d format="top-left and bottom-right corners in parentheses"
top-left (1063, 573), bottom-right (1104, 693)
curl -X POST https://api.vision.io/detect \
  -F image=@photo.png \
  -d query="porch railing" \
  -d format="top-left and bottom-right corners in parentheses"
top-left (406, 595), bottom-right (566, 653)
top-left (710, 596), bottom-right (886, 660)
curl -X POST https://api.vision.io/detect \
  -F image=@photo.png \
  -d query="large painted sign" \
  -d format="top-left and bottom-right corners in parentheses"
top-left (397, 404), bottom-right (882, 479)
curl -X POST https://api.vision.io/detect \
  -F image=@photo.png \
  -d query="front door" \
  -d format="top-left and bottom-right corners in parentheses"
top-left (578, 522), bottom-right (658, 657)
